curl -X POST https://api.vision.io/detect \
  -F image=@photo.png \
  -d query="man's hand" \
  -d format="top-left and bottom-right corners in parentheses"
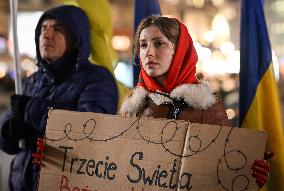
top-left (8, 94), bottom-right (37, 141)
top-left (10, 94), bottom-right (31, 118)
top-left (8, 117), bottom-right (33, 142)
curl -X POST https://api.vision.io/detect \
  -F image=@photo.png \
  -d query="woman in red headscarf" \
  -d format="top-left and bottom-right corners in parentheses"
top-left (119, 16), bottom-right (270, 189)
top-left (120, 16), bottom-right (228, 125)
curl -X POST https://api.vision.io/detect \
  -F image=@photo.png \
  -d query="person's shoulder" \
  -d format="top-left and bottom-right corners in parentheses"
top-left (80, 62), bottom-right (114, 80)
top-left (82, 62), bottom-right (111, 73)
top-left (119, 87), bottom-right (148, 116)
top-left (23, 70), bottom-right (41, 83)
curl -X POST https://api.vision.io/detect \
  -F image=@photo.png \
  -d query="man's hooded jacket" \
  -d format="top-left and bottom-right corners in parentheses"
top-left (0, 5), bottom-right (118, 191)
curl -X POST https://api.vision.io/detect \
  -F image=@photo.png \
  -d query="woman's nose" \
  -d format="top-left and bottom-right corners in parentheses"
top-left (146, 44), bottom-right (155, 56)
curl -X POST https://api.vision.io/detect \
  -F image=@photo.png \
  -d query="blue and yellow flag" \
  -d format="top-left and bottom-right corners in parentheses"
top-left (60, 0), bottom-right (129, 107)
top-left (133, 0), bottom-right (161, 85)
top-left (239, 0), bottom-right (284, 190)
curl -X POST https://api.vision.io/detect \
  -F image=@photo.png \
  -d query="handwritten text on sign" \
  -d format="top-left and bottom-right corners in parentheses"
top-left (38, 110), bottom-right (267, 191)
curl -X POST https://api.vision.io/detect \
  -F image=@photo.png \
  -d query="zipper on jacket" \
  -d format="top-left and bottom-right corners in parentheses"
top-left (166, 99), bottom-right (187, 120)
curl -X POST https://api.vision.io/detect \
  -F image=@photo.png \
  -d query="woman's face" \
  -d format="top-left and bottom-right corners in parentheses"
top-left (139, 25), bottom-right (175, 84)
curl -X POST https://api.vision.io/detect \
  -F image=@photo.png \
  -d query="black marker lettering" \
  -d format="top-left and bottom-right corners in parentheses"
top-left (77, 159), bottom-right (87, 175)
top-left (107, 162), bottom-right (117, 180)
top-left (95, 161), bottom-right (104, 178)
top-left (169, 159), bottom-right (178, 189)
top-left (86, 159), bottom-right (96, 176)
top-left (158, 170), bottom-right (168, 188)
top-left (59, 146), bottom-right (73, 172)
top-left (70, 157), bottom-right (78, 173)
top-left (179, 173), bottom-right (192, 190)
top-left (127, 152), bottom-right (143, 183)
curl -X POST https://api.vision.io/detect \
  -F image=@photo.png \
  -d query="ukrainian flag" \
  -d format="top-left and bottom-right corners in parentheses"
top-left (239, 0), bottom-right (284, 190)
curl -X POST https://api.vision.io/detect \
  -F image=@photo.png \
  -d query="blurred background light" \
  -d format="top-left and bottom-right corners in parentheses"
top-left (212, 13), bottom-right (230, 46)
top-left (204, 30), bottom-right (216, 43)
top-left (164, 0), bottom-right (180, 5)
top-left (211, 0), bottom-right (225, 7)
top-left (272, 50), bottom-right (280, 81)
top-left (0, 37), bottom-right (7, 54)
top-left (21, 58), bottom-right (38, 77)
top-left (193, 0), bottom-right (204, 8)
top-left (271, 1), bottom-right (284, 14)
top-left (0, 62), bottom-right (8, 78)
top-left (226, 108), bottom-right (236, 120)
top-left (222, 7), bottom-right (236, 20)
top-left (221, 77), bottom-right (236, 92)
top-left (225, 50), bottom-right (240, 74)
top-left (114, 61), bottom-right (133, 88)
top-left (195, 42), bottom-right (212, 63)
top-left (111, 35), bottom-right (131, 51)
top-left (220, 41), bottom-right (235, 55)
top-left (8, 12), bottom-right (42, 58)
top-left (201, 51), bottom-right (226, 75)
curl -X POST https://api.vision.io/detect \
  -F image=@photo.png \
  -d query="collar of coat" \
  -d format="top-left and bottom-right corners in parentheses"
top-left (119, 82), bottom-right (216, 116)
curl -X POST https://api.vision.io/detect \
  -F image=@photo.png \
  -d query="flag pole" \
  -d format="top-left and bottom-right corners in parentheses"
top-left (9, 0), bottom-right (22, 94)
top-left (9, 0), bottom-right (25, 149)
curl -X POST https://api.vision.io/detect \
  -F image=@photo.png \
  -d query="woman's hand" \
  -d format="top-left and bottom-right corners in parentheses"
top-left (32, 138), bottom-right (45, 166)
top-left (251, 151), bottom-right (273, 188)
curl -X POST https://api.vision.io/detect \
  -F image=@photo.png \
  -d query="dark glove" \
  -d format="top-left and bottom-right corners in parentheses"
top-left (9, 94), bottom-right (32, 142)
top-left (10, 94), bottom-right (31, 118)
top-left (32, 138), bottom-right (44, 166)
top-left (251, 151), bottom-right (273, 188)
top-left (8, 117), bottom-right (34, 142)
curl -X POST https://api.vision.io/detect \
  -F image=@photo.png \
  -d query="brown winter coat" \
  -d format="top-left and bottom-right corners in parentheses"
top-left (119, 82), bottom-right (229, 126)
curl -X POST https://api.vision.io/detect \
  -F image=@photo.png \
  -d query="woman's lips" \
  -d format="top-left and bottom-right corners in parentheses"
top-left (146, 61), bottom-right (158, 68)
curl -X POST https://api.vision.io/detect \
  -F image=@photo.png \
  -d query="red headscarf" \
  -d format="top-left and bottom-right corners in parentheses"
top-left (137, 19), bottom-right (198, 93)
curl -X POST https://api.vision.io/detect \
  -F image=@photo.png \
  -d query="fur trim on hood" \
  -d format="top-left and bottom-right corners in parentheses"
top-left (119, 82), bottom-right (216, 116)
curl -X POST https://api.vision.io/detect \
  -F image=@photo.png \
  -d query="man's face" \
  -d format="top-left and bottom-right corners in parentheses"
top-left (39, 19), bottom-right (67, 64)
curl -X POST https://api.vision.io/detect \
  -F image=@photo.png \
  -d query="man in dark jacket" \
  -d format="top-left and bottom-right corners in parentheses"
top-left (0, 5), bottom-right (118, 191)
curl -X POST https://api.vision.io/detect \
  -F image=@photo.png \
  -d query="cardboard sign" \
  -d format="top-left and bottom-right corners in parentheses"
top-left (37, 109), bottom-right (267, 191)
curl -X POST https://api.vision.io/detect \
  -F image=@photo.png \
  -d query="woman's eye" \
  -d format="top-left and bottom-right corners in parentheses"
top-left (154, 41), bottom-right (166, 48)
top-left (140, 43), bottom-right (147, 49)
